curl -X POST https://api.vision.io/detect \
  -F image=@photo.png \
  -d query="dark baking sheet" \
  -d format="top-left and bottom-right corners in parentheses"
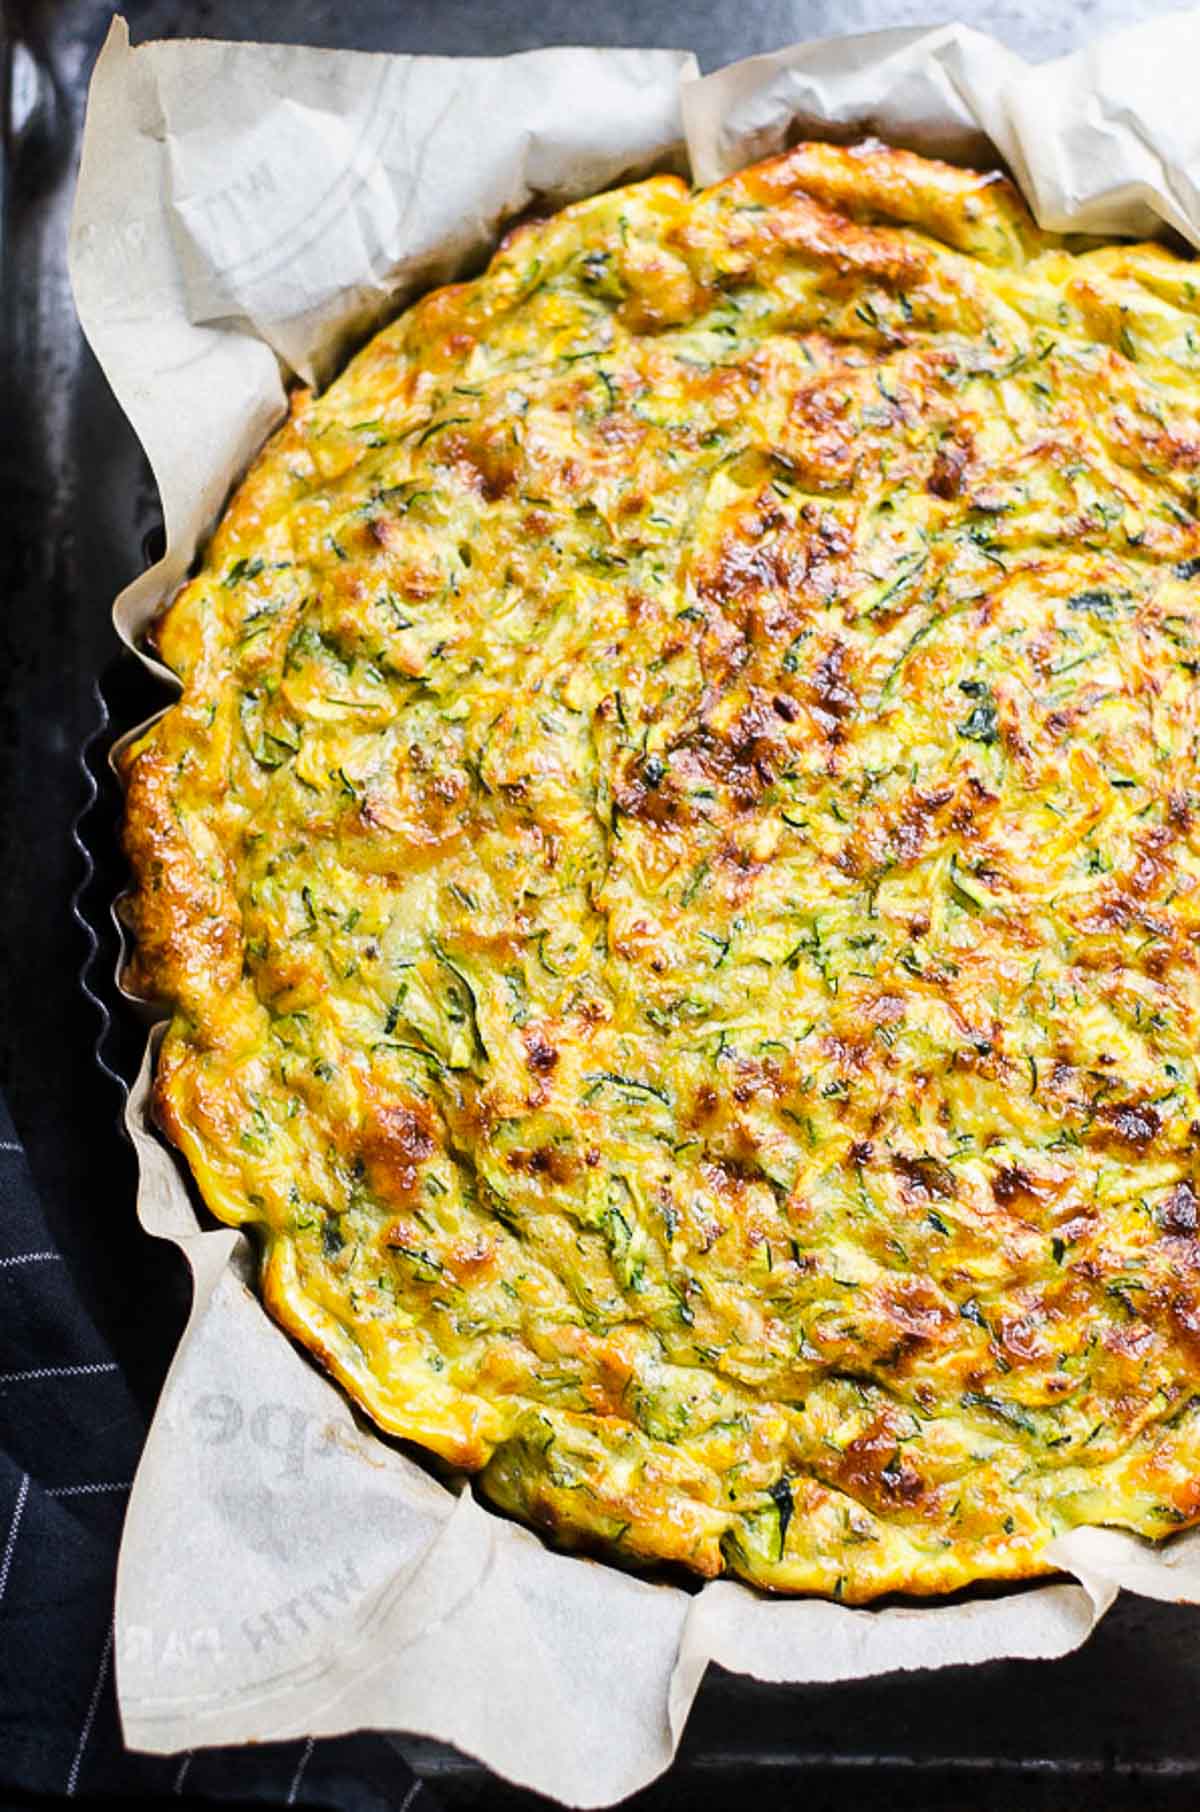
top-left (8, 0), bottom-right (1200, 1805)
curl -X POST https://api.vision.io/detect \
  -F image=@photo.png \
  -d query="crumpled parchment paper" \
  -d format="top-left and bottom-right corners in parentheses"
top-left (68, 11), bottom-right (1200, 1805)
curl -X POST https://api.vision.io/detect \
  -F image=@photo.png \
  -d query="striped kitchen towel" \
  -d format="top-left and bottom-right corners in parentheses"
top-left (0, 1091), bottom-right (438, 1810)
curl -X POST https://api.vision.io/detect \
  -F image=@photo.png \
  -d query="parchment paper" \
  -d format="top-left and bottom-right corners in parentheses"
top-left (68, 12), bottom-right (1200, 1805)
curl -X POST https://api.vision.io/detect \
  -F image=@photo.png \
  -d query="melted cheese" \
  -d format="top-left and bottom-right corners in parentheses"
top-left (122, 141), bottom-right (1200, 1599)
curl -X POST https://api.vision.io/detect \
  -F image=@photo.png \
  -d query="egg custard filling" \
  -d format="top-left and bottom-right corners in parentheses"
top-left (121, 140), bottom-right (1200, 1599)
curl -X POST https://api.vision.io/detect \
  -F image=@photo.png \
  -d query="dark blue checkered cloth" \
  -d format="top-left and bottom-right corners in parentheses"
top-left (0, 1091), bottom-right (438, 1809)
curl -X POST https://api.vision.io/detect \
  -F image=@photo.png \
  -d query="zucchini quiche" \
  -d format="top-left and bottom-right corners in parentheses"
top-left (122, 139), bottom-right (1200, 1600)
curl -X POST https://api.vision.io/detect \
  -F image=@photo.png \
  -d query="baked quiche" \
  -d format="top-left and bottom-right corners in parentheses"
top-left (122, 140), bottom-right (1200, 1600)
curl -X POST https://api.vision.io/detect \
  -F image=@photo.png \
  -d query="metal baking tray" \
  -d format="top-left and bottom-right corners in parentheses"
top-left (9, 0), bottom-right (1200, 1804)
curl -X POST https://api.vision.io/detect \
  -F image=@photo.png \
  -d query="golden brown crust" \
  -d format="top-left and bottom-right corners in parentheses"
top-left (123, 140), bottom-right (1200, 1598)
top-left (121, 740), bottom-right (243, 1012)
